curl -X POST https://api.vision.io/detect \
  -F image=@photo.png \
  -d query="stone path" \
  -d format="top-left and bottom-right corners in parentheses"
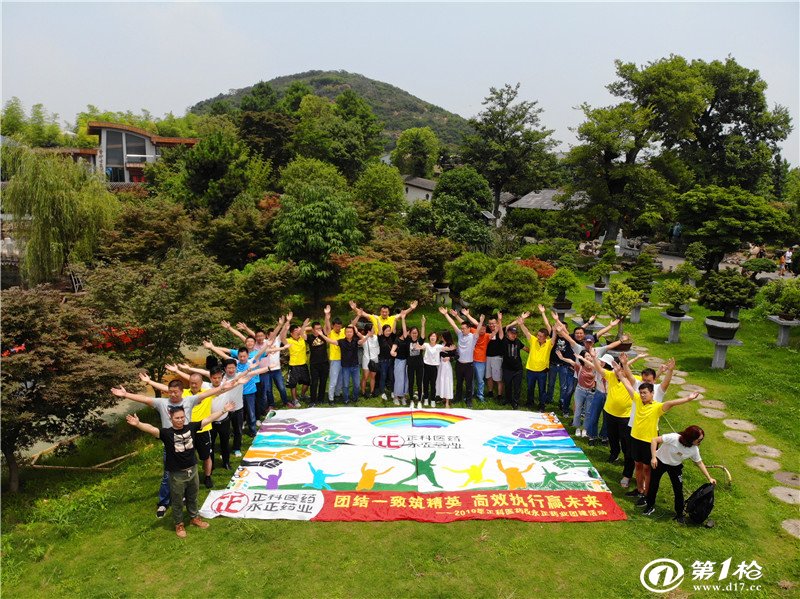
top-left (749, 445), bottom-right (782, 458)
top-left (723, 419), bottom-right (756, 432)
top-left (769, 487), bottom-right (800, 505)
top-left (744, 457), bottom-right (781, 472)
top-left (774, 472), bottom-right (800, 488)
top-left (698, 408), bottom-right (727, 419)
top-left (699, 399), bottom-right (726, 409)
top-left (781, 519), bottom-right (800, 539)
top-left (723, 430), bottom-right (756, 443)
top-left (682, 384), bottom-right (706, 393)
top-left (670, 375), bottom-right (686, 385)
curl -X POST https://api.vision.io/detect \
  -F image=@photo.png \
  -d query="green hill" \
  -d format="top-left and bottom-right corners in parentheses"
top-left (190, 70), bottom-right (472, 148)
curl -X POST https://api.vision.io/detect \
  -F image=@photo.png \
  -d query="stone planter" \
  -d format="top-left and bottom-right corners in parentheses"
top-left (704, 316), bottom-right (740, 341)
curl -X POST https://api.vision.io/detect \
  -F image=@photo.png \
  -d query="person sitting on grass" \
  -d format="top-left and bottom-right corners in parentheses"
top-left (126, 401), bottom-right (235, 538)
top-left (611, 355), bottom-right (701, 507)
top-left (643, 425), bottom-right (717, 523)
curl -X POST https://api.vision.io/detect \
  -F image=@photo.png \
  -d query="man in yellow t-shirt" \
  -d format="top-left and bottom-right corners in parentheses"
top-left (349, 299), bottom-right (419, 333)
top-left (517, 305), bottom-right (554, 411)
top-left (612, 356), bottom-right (700, 503)
top-left (598, 355), bottom-right (640, 486)
top-left (183, 373), bottom-right (214, 489)
top-left (283, 317), bottom-right (311, 405)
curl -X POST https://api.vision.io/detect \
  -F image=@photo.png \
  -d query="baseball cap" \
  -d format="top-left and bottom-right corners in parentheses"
top-left (584, 334), bottom-right (596, 343)
top-left (507, 326), bottom-right (518, 334)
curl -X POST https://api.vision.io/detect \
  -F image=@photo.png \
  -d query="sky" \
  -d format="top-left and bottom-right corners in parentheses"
top-left (2, 1), bottom-right (799, 165)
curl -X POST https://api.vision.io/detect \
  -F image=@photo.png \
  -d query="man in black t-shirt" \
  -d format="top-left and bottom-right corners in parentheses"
top-left (127, 401), bottom-right (234, 537)
top-left (321, 325), bottom-right (366, 404)
top-left (307, 321), bottom-right (330, 407)
top-left (497, 318), bottom-right (528, 410)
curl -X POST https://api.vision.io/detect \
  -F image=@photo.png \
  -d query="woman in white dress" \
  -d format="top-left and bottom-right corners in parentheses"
top-left (436, 331), bottom-right (456, 409)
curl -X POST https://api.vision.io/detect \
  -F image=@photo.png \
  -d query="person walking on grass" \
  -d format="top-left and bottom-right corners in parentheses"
top-left (611, 355), bottom-right (701, 506)
top-left (643, 425), bottom-right (717, 523)
top-left (126, 401), bottom-right (235, 538)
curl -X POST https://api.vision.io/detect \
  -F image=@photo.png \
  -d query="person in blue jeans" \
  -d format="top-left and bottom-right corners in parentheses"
top-left (376, 325), bottom-right (396, 400)
top-left (320, 325), bottom-right (366, 404)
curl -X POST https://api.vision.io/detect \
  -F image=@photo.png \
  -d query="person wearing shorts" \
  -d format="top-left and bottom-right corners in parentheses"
top-left (284, 319), bottom-right (311, 405)
top-left (484, 315), bottom-right (504, 401)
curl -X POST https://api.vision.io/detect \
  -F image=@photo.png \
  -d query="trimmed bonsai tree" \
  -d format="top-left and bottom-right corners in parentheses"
top-left (741, 258), bottom-right (778, 282)
top-left (626, 250), bottom-right (660, 301)
top-left (777, 284), bottom-right (800, 321)
top-left (758, 279), bottom-right (800, 321)
top-left (547, 267), bottom-right (581, 307)
top-left (699, 268), bottom-right (757, 340)
top-left (654, 280), bottom-right (697, 317)
top-left (588, 262), bottom-right (612, 287)
top-left (674, 261), bottom-right (701, 286)
top-left (445, 252), bottom-right (498, 297)
top-left (602, 281), bottom-right (643, 337)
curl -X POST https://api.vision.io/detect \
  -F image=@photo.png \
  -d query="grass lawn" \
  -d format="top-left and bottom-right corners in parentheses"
top-left (3, 275), bottom-right (799, 598)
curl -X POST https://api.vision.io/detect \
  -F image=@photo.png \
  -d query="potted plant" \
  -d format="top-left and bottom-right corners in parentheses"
top-left (684, 241), bottom-right (708, 270)
top-left (698, 268), bottom-right (757, 340)
top-left (588, 263), bottom-right (612, 288)
top-left (547, 267), bottom-right (581, 310)
top-left (654, 280), bottom-right (697, 317)
top-left (601, 281), bottom-right (643, 349)
top-left (674, 262), bottom-right (701, 286)
top-left (741, 258), bottom-right (778, 283)
top-left (577, 300), bottom-right (602, 330)
top-left (776, 284), bottom-right (800, 321)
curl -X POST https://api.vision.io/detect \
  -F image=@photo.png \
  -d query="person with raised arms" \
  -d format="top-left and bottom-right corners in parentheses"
top-left (496, 312), bottom-right (529, 410)
top-left (318, 322), bottom-right (369, 404)
top-left (516, 305), bottom-right (555, 411)
top-left (126, 400), bottom-right (235, 537)
top-left (232, 319), bottom-right (285, 419)
top-left (611, 354), bottom-right (701, 506)
top-left (281, 315), bottom-right (313, 407)
top-left (323, 306), bottom-right (345, 405)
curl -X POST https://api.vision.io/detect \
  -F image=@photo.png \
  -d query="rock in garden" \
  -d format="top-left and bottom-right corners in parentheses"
top-left (744, 457), bottom-right (780, 472)
top-left (749, 445), bottom-right (781, 458)
top-left (699, 399), bottom-right (726, 409)
top-left (774, 472), bottom-right (800, 488)
top-left (769, 487), bottom-right (800, 505)
top-left (723, 419), bottom-right (756, 431)
top-left (698, 408), bottom-right (727, 419)
top-left (723, 430), bottom-right (756, 444)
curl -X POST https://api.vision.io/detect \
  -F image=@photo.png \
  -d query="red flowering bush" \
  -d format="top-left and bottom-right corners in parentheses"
top-left (516, 258), bottom-right (556, 279)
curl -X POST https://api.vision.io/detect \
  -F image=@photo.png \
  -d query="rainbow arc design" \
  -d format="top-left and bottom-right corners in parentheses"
top-left (366, 410), bottom-right (470, 429)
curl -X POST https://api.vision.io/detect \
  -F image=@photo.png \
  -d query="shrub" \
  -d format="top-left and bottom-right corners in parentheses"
top-left (684, 241), bottom-right (708, 270)
top-left (741, 258), bottom-right (778, 280)
top-left (579, 300), bottom-right (601, 321)
top-left (446, 252), bottom-right (499, 297)
top-left (518, 238), bottom-right (579, 269)
top-left (336, 259), bottom-right (400, 312)
top-left (674, 261), bottom-right (700, 284)
top-left (588, 262), bottom-right (612, 284)
top-left (463, 261), bottom-right (546, 315)
top-left (601, 281), bottom-right (643, 335)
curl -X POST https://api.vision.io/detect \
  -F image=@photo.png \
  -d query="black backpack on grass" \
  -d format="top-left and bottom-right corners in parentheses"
top-left (685, 482), bottom-right (715, 525)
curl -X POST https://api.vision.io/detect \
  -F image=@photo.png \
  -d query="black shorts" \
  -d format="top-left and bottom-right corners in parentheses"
top-left (630, 437), bottom-right (652, 464)
top-left (193, 429), bottom-right (212, 460)
top-left (287, 364), bottom-right (310, 388)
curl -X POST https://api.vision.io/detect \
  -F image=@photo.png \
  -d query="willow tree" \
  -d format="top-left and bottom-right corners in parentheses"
top-left (3, 146), bottom-right (118, 284)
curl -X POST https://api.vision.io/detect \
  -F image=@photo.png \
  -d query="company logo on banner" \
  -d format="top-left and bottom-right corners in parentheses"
top-left (199, 408), bottom-right (627, 523)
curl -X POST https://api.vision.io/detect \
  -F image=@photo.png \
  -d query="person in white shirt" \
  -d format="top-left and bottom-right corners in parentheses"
top-left (643, 426), bottom-right (717, 522)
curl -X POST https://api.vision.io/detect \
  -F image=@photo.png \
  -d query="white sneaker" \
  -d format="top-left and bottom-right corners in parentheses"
top-left (393, 398), bottom-right (400, 406)
top-left (401, 397), bottom-right (407, 406)
top-left (620, 477), bottom-right (631, 488)
top-left (417, 401), bottom-right (423, 409)
top-left (381, 393), bottom-right (387, 400)
top-left (431, 401), bottom-right (436, 408)
top-left (424, 399), bottom-right (430, 407)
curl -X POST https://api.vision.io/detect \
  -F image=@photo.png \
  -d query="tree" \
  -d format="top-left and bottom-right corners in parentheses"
top-left (200, 202), bottom-right (276, 270)
top-left (461, 83), bottom-right (555, 216)
top-left (601, 281), bottom-right (643, 336)
top-left (274, 185), bottom-right (363, 301)
top-left (183, 130), bottom-right (271, 217)
top-left (336, 259), bottom-right (400, 312)
top-left (83, 247), bottom-right (229, 385)
top-left (463, 260), bottom-right (546, 315)
top-left (433, 166), bottom-right (493, 211)
top-left (238, 110), bottom-right (297, 172)
top-left (430, 193), bottom-right (492, 248)
top-left (352, 162), bottom-right (406, 230)
top-left (4, 147), bottom-right (118, 284)
top-left (678, 185), bottom-right (790, 269)
top-left (240, 81), bottom-right (278, 112)
top-left (363, 230), bottom-right (439, 305)
top-left (609, 56), bottom-right (793, 195)
top-left (278, 81), bottom-right (314, 115)
top-left (98, 196), bottom-right (194, 263)
top-left (563, 102), bottom-right (675, 240)
top-left (1, 287), bottom-right (138, 492)
top-left (391, 127), bottom-right (440, 178)
top-left (291, 92), bottom-right (383, 181)
top-left (1, 96), bottom-right (27, 137)
top-left (230, 257), bottom-right (300, 325)
top-left (279, 156), bottom-right (348, 196)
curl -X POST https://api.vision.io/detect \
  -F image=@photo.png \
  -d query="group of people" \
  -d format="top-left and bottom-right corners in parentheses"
top-left (112, 298), bottom-right (718, 535)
